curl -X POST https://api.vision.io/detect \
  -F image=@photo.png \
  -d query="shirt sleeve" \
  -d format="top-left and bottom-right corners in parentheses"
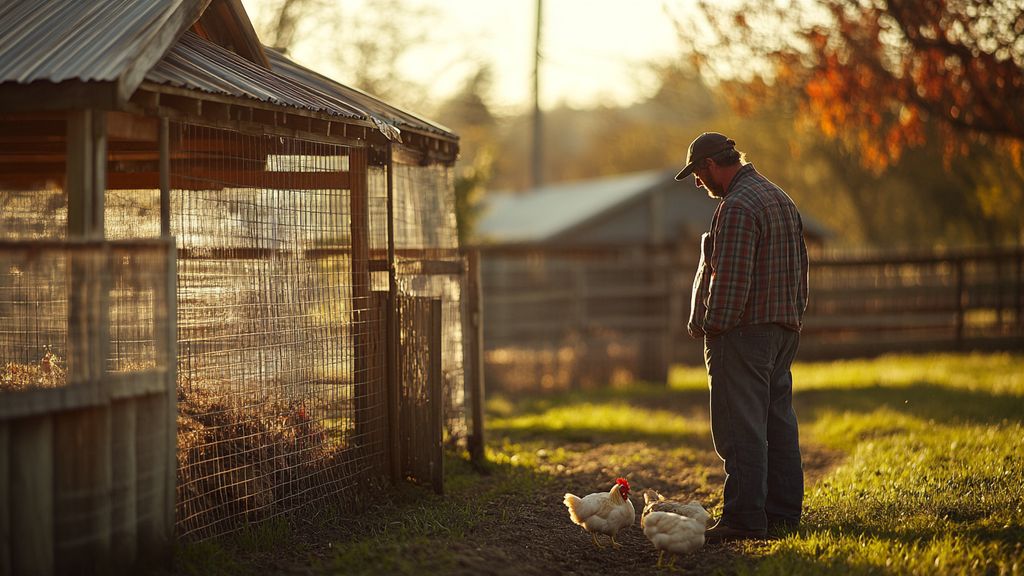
top-left (704, 202), bottom-right (758, 335)
top-left (687, 232), bottom-right (712, 338)
top-left (798, 216), bottom-right (809, 316)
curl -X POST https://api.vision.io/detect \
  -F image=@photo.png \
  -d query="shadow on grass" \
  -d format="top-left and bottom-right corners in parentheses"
top-left (794, 382), bottom-right (1024, 425)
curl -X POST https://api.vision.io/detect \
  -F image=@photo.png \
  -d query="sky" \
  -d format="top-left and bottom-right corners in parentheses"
top-left (241, 0), bottom-right (688, 114)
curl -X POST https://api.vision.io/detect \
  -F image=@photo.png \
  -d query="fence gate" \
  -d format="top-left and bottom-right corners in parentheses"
top-left (396, 295), bottom-right (443, 493)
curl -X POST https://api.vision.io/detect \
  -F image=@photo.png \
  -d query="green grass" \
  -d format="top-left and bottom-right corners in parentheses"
top-left (323, 455), bottom-right (545, 575)
top-left (491, 352), bottom-right (1024, 575)
top-left (730, 353), bottom-right (1024, 575)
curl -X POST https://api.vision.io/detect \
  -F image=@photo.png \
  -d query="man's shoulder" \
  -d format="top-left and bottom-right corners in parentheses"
top-left (732, 164), bottom-right (778, 193)
top-left (730, 166), bottom-right (790, 207)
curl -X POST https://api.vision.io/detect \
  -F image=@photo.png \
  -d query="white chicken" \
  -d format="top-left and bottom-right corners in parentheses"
top-left (641, 490), bottom-right (713, 529)
top-left (641, 490), bottom-right (712, 567)
top-left (563, 477), bottom-right (636, 548)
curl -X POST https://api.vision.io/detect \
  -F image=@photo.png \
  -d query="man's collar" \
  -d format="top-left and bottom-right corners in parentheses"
top-left (724, 163), bottom-right (755, 197)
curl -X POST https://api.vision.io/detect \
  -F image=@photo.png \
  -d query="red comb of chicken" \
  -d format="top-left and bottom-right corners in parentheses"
top-left (616, 477), bottom-right (629, 490)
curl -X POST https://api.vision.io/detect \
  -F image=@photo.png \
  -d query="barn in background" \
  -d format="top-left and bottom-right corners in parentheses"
top-left (0, 0), bottom-right (473, 571)
top-left (474, 168), bottom-right (829, 393)
top-left (476, 167), bottom-right (1022, 394)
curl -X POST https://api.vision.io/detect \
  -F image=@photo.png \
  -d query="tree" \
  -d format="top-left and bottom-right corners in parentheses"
top-left (436, 65), bottom-right (499, 244)
top-left (667, 0), bottom-right (1024, 245)
top-left (672, 0), bottom-right (1024, 168)
top-left (245, 0), bottom-right (438, 107)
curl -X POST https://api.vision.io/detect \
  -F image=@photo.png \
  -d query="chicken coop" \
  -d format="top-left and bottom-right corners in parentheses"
top-left (0, 0), bottom-right (475, 571)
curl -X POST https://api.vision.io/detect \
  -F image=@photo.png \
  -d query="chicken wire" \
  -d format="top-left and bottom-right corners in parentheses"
top-left (0, 239), bottom-right (173, 388)
top-left (1, 117), bottom-right (470, 542)
top-left (149, 123), bottom-right (388, 540)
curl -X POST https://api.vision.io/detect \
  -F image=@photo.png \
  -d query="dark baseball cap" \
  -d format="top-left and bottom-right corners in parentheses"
top-left (674, 132), bottom-right (737, 180)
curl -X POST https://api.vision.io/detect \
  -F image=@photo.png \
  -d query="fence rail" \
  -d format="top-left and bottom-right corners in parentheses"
top-left (479, 244), bottom-right (1024, 393)
top-left (801, 246), bottom-right (1024, 358)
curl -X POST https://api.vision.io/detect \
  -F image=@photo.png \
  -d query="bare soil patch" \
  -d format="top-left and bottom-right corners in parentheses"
top-left (184, 393), bottom-right (843, 576)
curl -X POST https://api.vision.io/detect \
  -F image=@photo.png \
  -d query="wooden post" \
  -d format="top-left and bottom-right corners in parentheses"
top-left (0, 423), bottom-right (10, 576)
top-left (429, 298), bottom-right (444, 494)
top-left (66, 109), bottom-right (106, 240)
top-left (159, 117), bottom-right (171, 238)
top-left (136, 239), bottom-right (176, 565)
top-left (162, 239), bottom-right (178, 547)
top-left (1016, 248), bottom-right (1022, 337)
top-left (954, 258), bottom-right (965, 348)
top-left (385, 142), bottom-right (401, 484)
top-left (110, 399), bottom-right (138, 572)
top-left (369, 291), bottom-right (390, 476)
top-left (465, 250), bottom-right (486, 466)
top-left (61, 109), bottom-right (112, 574)
top-left (349, 147), bottom-right (372, 460)
top-left (144, 236), bottom-right (175, 563)
top-left (11, 416), bottom-right (54, 576)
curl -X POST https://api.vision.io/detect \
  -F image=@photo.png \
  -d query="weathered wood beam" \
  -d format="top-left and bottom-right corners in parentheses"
top-left (106, 169), bottom-right (351, 190)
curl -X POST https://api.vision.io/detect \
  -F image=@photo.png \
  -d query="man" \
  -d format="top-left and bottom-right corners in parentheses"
top-left (677, 132), bottom-right (809, 542)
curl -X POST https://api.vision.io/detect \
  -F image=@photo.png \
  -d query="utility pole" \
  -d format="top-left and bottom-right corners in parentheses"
top-left (531, 0), bottom-right (543, 190)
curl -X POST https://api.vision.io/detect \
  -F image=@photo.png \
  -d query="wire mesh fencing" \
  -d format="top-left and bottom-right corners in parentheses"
top-left (390, 161), bottom-right (467, 448)
top-left (1, 116), bottom-right (471, 543)
top-left (155, 123), bottom-right (388, 540)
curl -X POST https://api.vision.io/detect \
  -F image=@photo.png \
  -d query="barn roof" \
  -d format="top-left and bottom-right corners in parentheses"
top-left (477, 170), bottom-right (674, 245)
top-left (476, 169), bottom-right (831, 247)
top-left (0, 0), bottom-right (457, 144)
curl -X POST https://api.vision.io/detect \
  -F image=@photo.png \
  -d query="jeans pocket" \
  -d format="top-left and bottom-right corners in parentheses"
top-left (726, 327), bottom-right (775, 372)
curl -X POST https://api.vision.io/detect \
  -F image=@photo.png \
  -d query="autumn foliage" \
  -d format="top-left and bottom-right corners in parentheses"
top-left (678, 0), bottom-right (1024, 172)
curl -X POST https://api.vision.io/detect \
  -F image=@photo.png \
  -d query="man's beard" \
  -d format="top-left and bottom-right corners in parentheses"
top-left (703, 178), bottom-right (726, 198)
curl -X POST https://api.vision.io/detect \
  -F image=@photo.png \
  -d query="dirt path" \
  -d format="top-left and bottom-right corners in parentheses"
top-left (190, 393), bottom-right (842, 575)
top-left (434, 440), bottom-right (841, 576)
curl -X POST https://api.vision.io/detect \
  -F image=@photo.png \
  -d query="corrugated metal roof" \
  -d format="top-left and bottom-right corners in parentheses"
top-left (0, 0), bottom-right (182, 83)
top-left (264, 48), bottom-right (457, 140)
top-left (477, 170), bottom-right (669, 244)
top-left (0, 0), bottom-right (456, 143)
top-left (146, 31), bottom-right (367, 120)
top-left (145, 32), bottom-right (456, 141)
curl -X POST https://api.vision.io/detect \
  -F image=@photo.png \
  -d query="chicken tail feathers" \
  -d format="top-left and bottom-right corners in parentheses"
top-left (563, 493), bottom-right (584, 525)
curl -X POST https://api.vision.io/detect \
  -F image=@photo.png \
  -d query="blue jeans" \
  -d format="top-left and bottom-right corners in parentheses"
top-left (704, 324), bottom-right (803, 531)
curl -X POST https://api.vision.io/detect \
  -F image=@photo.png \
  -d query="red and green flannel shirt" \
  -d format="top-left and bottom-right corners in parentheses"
top-left (689, 164), bottom-right (809, 338)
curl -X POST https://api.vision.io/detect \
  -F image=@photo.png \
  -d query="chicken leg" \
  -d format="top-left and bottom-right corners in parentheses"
top-left (591, 533), bottom-right (605, 549)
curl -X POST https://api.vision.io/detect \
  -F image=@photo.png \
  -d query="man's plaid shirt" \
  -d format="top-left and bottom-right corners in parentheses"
top-left (688, 163), bottom-right (809, 338)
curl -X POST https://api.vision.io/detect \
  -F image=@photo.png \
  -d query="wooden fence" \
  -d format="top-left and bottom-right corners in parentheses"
top-left (480, 246), bottom-right (688, 392)
top-left (0, 239), bottom-right (177, 575)
top-left (801, 246), bottom-right (1024, 359)
top-left (479, 244), bottom-right (1024, 393)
